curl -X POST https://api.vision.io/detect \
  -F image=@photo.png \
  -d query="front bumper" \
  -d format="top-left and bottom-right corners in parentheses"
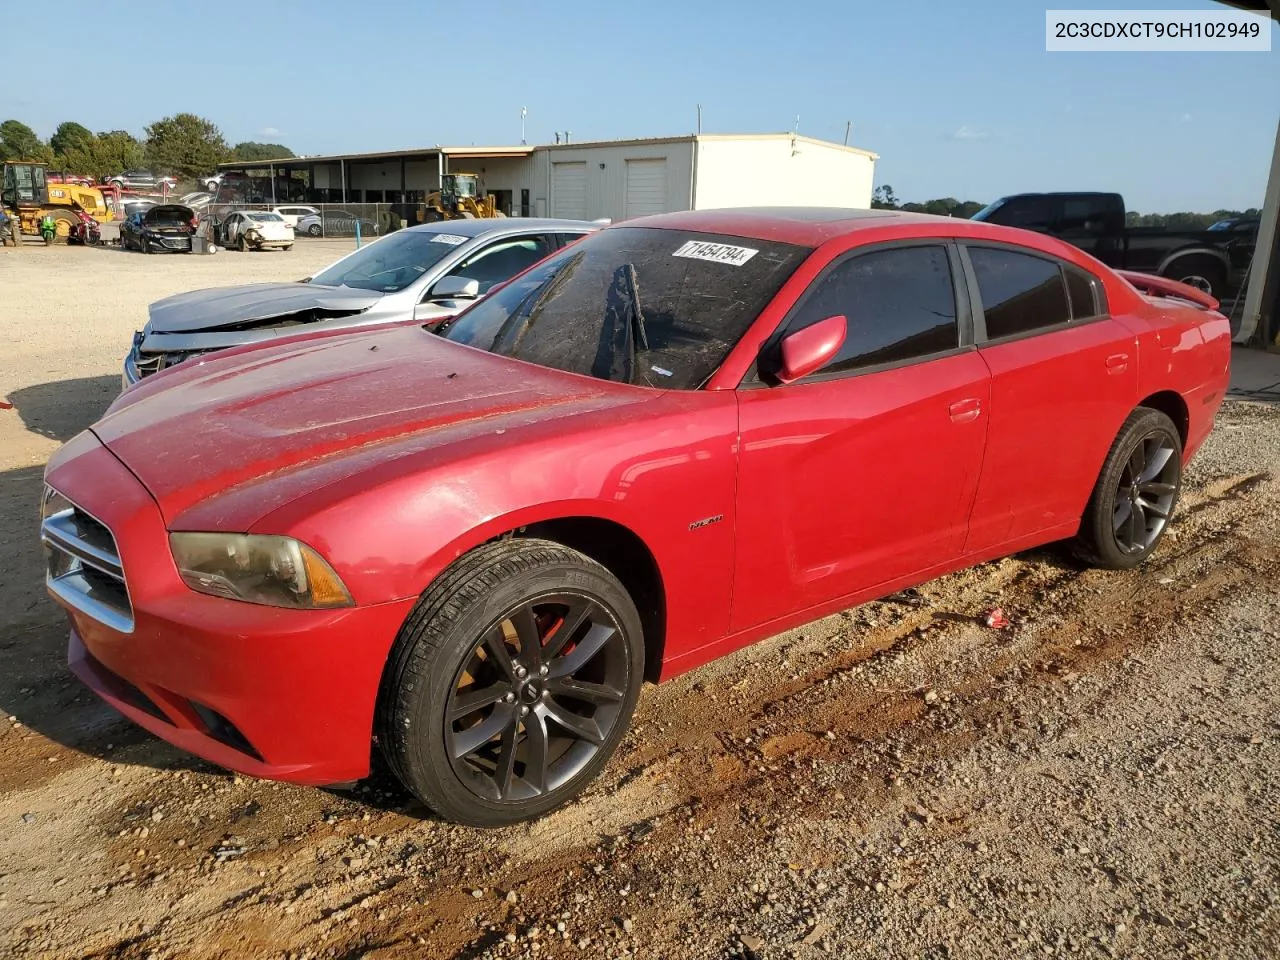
top-left (145, 232), bottom-right (192, 252)
top-left (44, 432), bottom-right (416, 785)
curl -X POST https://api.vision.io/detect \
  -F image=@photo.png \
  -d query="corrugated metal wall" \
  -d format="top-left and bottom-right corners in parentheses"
top-left (529, 141), bottom-right (695, 222)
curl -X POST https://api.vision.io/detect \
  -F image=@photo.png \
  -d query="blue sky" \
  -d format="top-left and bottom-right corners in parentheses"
top-left (3, 0), bottom-right (1276, 212)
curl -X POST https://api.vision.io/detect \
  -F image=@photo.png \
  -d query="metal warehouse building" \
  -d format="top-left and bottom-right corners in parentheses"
top-left (218, 133), bottom-right (878, 221)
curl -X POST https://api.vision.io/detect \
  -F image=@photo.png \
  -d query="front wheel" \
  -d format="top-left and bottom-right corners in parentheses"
top-left (1074, 407), bottom-right (1182, 569)
top-left (377, 539), bottom-right (645, 827)
top-left (238, 235), bottom-right (249, 252)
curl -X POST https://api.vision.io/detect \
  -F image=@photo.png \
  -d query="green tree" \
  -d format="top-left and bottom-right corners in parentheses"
top-left (143, 113), bottom-right (229, 179)
top-left (88, 130), bottom-right (145, 178)
top-left (232, 141), bottom-right (295, 162)
top-left (871, 184), bottom-right (899, 209)
top-left (0, 119), bottom-right (53, 163)
top-left (49, 121), bottom-right (94, 162)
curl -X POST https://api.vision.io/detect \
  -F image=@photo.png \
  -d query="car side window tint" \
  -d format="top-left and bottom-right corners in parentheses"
top-left (444, 235), bottom-right (554, 294)
top-left (782, 245), bottom-right (959, 377)
top-left (969, 247), bottom-right (1071, 340)
top-left (1065, 266), bottom-right (1101, 320)
top-left (997, 196), bottom-right (1052, 229)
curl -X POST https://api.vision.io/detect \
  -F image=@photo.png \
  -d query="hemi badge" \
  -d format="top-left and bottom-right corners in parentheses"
top-left (688, 515), bottom-right (723, 531)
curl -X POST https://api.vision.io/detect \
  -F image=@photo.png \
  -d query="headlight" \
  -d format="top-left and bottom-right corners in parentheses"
top-left (169, 533), bottom-right (353, 609)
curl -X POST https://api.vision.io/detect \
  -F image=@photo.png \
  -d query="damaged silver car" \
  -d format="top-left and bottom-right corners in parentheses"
top-left (122, 218), bottom-right (598, 389)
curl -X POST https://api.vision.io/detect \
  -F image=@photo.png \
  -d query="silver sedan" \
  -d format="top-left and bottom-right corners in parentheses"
top-left (122, 218), bottom-right (599, 389)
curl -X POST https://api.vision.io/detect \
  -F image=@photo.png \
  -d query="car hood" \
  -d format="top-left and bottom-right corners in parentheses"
top-left (146, 282), bottom-right (384, 334)
top-left (144, 204), bottom-right (195, 224)
top-left (93, 325), bottom-right (641, 526)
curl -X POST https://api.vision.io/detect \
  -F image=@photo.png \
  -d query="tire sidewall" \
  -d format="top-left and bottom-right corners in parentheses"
top-left (392, 556), bottom-right (644, 826)
top-left (1086, 410), bottom-right (1182, 569)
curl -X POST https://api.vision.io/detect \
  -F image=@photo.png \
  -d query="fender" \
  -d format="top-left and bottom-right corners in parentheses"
top-left (1156, 245), bottom-right (1230, 279)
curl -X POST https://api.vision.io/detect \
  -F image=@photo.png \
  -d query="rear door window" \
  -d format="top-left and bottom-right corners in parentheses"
top-left (968, 247), bottom-right (1071, 340)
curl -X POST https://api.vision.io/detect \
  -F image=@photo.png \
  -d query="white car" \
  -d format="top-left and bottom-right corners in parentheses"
top-left (271, 205), bottom-right (319, 228)
top-left (219, 211), bottom-right (294, 251)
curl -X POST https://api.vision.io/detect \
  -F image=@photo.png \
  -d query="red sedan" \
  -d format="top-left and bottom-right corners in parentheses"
top-left (41, 208), bottom-right (1230, 826)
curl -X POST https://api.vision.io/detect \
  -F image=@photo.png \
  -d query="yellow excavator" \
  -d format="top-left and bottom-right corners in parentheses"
top-left (2, 161), bottom-right (111, 244)
top-left (419, 172), bottom-right (506, 222)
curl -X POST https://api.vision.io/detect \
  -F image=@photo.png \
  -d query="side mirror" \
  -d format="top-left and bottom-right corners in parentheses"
top-left (429, 276), bottom-right (481, 301)
top-left (774, 314), bottom-right (847, 385)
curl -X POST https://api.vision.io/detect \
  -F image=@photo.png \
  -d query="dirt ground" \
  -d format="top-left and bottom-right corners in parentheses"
top-left (1, 242), bottom-right (1277, 960)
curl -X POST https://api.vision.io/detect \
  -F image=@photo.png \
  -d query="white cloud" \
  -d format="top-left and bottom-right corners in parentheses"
top-left (259, 126), bottom-right (282, 137)
top-left (952, 125), bottom-right (989, 141)
top-left (1180, 113), bottom-right (1192, 123)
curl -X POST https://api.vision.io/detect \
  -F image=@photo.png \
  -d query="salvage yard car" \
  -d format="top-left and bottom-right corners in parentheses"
top-left (42, 208), bottom-right (1230, 826)
top-left (121, 218), bottom-right (599, 387)
top-left (119, 204), bottom-right (198, 254)
top-left (218, 210), bottom-right (295, 252)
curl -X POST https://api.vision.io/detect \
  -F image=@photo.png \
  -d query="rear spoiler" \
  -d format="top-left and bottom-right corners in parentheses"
top-left (1116, 270), bottom-right (1219, 312)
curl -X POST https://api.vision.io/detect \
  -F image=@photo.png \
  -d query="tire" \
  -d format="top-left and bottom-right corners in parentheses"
top-left (308, 223), bottom-right (321, 237)
top-left (1162, 254), bottom-right (1226, 300)
top-left (281, 245), bottom-right (292, 252)
top-left (140, 237), bottom-right (151, 254)
top-left (50, 209), bottom-right (77, 243)
top-left (377, 538), bottom-right (645, 827)
top-left (1074, 407), bottom-right (1182, 570)
top-left (238, 235), bottom-right (249, 252)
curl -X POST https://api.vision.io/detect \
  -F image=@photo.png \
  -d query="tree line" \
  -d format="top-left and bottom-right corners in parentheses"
top-left (0, 114), bottom-right (295, 181)
top-left (872, 184), bottom-right (1260, 230)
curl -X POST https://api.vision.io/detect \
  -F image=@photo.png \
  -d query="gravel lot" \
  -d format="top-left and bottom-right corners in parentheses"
top-left (1, 242), bottom-right (1277, 959)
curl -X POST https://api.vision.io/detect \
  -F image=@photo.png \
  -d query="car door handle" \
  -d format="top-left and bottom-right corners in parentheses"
top-left (1106, 353), bottom-right (1129, 374)
top-left (948, 398), bottom-right (982, 424)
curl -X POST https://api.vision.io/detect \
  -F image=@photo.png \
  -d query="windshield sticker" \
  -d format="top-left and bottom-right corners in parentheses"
top-left (650, 365), bottom-right (674, 378)
top-left (672, 240), bottom-right (758, 266)
top-left (430, 234), bottom-right (469, 246)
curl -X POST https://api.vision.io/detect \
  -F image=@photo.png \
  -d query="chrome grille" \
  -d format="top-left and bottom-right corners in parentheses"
top-left (135, 350), bottom-right (198, 379)
top-left (41, 487), bottom-right (134, 633)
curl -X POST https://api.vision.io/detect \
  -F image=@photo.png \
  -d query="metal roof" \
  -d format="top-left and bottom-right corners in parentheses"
top-left (218, 133), bottom-right (879, 170)
top-left (218, 145), bottom-right (534, 170)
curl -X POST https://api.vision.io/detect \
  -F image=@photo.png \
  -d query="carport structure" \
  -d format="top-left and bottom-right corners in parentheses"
top-left (1222, 1), bottom-right (1279, 346)
top-left (218, 145), bottom-right (536, 216)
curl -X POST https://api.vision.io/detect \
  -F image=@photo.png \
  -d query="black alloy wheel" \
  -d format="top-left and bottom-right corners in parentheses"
top-left (445, 592), bottom-right (630, 803)
top-left (1074, 406), bottom-right (1183, 569)
top-left (378, 539), bottom-right (645, 827)
top-left (1111, 434), bottom-right (1179, 555)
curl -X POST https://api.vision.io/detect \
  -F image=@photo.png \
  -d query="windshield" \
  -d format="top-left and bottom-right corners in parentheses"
top-left (309, 229), bottom-right (463, 292)
top-left (248, 212), bottom-right (284, 222)
top-left (970, 198), bottom-right (1006, 221)
top-left (1206, 219), bottom-right (1234, 231)
top-left (443, 227), bottom-right (811, 390)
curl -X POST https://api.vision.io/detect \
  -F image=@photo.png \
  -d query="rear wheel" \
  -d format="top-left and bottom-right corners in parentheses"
top-left (377, 539), bottom-right (645, 827)
top-left (308, 223), bottom-right (321, 237)
top-left (1163, 254), bottom-right (1226, 300)
top-left (1074, 407), bottom-right (1182, 569)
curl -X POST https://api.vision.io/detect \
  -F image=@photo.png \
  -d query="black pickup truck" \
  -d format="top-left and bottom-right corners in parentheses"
top-left (971, 192), bottom-right (1257, 300)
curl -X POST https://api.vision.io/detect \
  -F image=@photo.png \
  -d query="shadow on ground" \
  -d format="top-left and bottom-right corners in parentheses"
top-left (6, 374), bottom-right (120, 443)
top-left (0, 381), bottom-right (210, 778)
